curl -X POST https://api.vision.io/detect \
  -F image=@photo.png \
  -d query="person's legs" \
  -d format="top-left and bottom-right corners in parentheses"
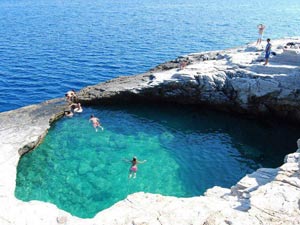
top-left (93, 124), bottom-right (98, 132)
top-left (264, 56), bottom-right (269, 65)
top-left (264, 58), bottom-right (269, 65)
top-left (264, 52), bottom-right (270, 65)
top-left (257, 34), bottom-right (262, 45)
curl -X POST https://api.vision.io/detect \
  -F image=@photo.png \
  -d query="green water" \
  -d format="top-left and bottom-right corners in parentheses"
top-left (15, 104), bottom-right (299, 218)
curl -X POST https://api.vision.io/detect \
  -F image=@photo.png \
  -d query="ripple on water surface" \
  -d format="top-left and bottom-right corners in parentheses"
top-left (1, 0), bottom-right (300, 112)
top-left (15, 104), bottom-right (299, 218)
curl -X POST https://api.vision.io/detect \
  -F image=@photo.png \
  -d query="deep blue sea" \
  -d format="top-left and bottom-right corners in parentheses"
top-left (1, 0), bottom-right (300, 112)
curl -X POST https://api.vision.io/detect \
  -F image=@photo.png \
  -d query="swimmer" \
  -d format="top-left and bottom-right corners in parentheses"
top-left (124, 156), bottom-right (146, 179)
top-left (89, 114), bottom-right (104, 132)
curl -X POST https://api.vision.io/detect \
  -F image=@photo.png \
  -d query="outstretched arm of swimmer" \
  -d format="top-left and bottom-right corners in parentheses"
top-left (138, 160), bottom-right (147, 164)
top-left (122, 159), bottom-right (130, 163)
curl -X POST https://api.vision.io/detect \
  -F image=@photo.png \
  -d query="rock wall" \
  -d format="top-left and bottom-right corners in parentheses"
top-left (1, 38), bottom-right (300, 225)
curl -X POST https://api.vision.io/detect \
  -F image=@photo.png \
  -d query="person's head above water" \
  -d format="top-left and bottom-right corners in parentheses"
top-left (133, 156), bottom-right (137, 161)
top-left (90, 114), bottom-right (94, 118)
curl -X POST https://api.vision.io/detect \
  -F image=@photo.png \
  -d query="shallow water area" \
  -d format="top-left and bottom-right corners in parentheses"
top-left (15, 104), bottom-right (299, 218)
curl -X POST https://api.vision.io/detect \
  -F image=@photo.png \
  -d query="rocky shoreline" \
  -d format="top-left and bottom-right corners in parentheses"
top-left (0, 38), bottom-right (300, 225)
top-left (77, 38), bottom-right (300, 124)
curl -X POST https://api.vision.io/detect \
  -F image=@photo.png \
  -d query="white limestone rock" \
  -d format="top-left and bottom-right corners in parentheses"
top-left (249, 78), bottom-right (280, 98)
top-left (284, 152), bottom-right (300, 163)
top-left (230, 78), bottom-right (254, 104)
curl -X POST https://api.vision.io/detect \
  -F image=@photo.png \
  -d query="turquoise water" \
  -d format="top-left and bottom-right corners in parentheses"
top-left (15, 104), bottom-right (299, 218)
top-left (1, 0), bottom-right (300, 112)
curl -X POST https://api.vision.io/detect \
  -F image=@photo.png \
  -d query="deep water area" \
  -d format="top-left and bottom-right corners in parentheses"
top-left (1, 0), bottom-right (300, 112)
top-left (15, 104), bottom-right (300, 218)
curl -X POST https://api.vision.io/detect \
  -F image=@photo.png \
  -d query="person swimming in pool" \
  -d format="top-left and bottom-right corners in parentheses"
top-left (125, 156), bottom-right (146, 179)
top-left (89, 114), bottom-right (104, 132)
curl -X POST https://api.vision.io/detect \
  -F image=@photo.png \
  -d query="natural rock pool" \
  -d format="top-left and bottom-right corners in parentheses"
top-left (15, 104), bottom-right (299, 218)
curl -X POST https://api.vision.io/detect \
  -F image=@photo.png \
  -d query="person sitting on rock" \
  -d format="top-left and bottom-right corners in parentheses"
top-left (65, 90), bottom-right (77, 102)
top-left (64, 110), bottom-right (73, 118)
top-left (70, 102), bottom-right (83, 113)
top-left (74, 103), bottom-right (83, 113)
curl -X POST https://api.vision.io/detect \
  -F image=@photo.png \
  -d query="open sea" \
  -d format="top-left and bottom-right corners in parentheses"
top-left (0, 0), bottom-right (300, 112)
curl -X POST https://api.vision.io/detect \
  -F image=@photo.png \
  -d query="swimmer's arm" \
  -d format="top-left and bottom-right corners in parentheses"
top-left (122, 159), bottom-right (130, 163)
top-left (138, 160), bottom-right (147, 164)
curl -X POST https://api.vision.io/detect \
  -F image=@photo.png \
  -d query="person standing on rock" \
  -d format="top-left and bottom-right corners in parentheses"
top-left (256, 24), bottom-right (266, 45)
top-left (264, 38), bottom-right (272, 65)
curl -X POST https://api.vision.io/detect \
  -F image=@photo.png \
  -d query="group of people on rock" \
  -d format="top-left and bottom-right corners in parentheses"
top-left (64, 102), bottom-right (83, 117)
top-left (176, 24), bottom-right (272, 70)
top-left (64, 90), bottom-right (82, 118)
top-left (64, 90), bottom-right (104, 132)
